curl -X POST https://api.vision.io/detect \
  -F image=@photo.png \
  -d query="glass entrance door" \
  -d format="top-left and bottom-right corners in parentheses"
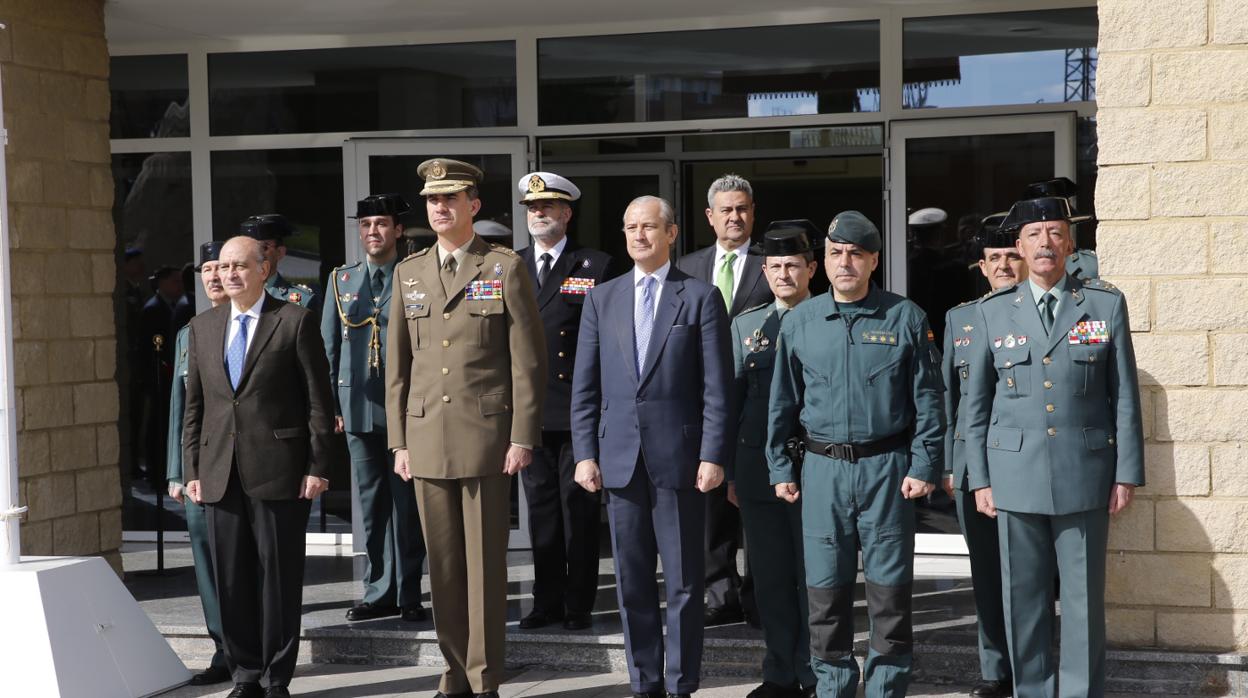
top-left (343, 137), bottom-right (531, 549)
top-left (547, 161), bottom-right (675, 262)
top-left (889, 113), bottom-right (1076, 554)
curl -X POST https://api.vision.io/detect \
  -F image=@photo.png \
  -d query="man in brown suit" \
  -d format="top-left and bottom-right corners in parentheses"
top-left (387, 158), bottom-right (546, 698)
top-left (183, 235), bottom-right (339, 698)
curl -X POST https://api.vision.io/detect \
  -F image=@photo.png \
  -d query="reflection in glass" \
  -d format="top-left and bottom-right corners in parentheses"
top-left (368, 154), bottom-right (515, 255)
top-left (1075, 116), bottom-right (1098, 251)
top-left (208, 42), bottom-right (517, 136)
top-left (903, 8), bottom-right (1097, 109)
top-left (903, 131), bottom-right (1055, 342)
top-left (539, 22), bottom-right (880, 125)
top-left (210, 149), bottom-right (345, 293)
top-left (110, 55), bottom-right (190, 139)
top-left (113, 152), bottom-right (194, 271)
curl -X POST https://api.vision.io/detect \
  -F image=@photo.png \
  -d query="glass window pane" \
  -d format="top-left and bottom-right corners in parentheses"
top-left (367, 154), bottom-right (516, 255)
top-left (210, 148), bottom-right (345, 293)
top-left (903, 8), bottom-right (1097, 109)
top-left (539, 22), bottom-right (880, 126)
top-left (208, 42), bottom-right (517, 136)
top-left (113, 152), bottom-right (194, 271)
top-left (110, 55), bottom-right (189, 139)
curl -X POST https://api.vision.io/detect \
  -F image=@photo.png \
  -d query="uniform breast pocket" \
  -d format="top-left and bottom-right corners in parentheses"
top-left (1069, 344), bottom-right (1110, 397)
top-left (472, 300), bottom-right (505, 348)
top-left (866, 350), bottom-right (906, 396)
top-left (404, 303), bottom-right (431, 350)
top-left (743, 351), bottom-right (775, 395)
top-left (993, 347), bottom-right (1032, 398)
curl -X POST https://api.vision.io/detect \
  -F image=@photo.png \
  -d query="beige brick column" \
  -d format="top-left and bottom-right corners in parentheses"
top-left (0, 0), bottom-right (120, 570)
top-left (1099, 0), bottom-right (1248, 649)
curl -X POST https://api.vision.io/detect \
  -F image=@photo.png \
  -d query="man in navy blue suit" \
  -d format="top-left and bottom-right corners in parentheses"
top-left (571, 195), bottom-right (734, 698)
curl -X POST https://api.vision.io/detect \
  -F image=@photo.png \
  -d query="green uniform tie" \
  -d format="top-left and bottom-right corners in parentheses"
top-left (1040, 292), bottom-right (1057, 335)
top-left (716, 253), bottom-right (735, 311)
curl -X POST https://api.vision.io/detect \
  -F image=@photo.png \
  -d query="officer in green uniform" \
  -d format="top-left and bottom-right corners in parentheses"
top-left (323, 194), bottom-right (427, 622)
top-left (236, 213), bottom-right (321, 311)
top-left (961, 196), bottom-right (1144, 698)
top-left (941, 217), bottom-right (1024, 698)
top-left (166, 240), bottom-right (231, 687)
top-left (767, 211), bottom-right (945, 698)
top-left (730, 221), bottom-right (821, 698)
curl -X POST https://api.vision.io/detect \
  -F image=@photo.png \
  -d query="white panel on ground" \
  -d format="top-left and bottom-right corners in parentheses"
top-left (0, 556), bottom-right (189, 698)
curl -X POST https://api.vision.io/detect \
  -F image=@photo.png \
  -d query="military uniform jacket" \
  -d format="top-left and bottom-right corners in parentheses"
top-left (166, 325), bottom-right (191, 483)
top-left (385, 235), bottom-right (547, 479)
top-left (961, 276), bottom-right (1145, 516)
top-left (765, 285), bottom-right (946, 485)
top-left (729, 302), bottom-right (784, 501)
top-left (942, 301), bottom-right (979, 491)
top-left (321, 259), bottom-right (395, 433)
top-left (519, 242), bottom-right (613, 432)
top-left (1066, 249), bottom-right (1099, 280)
top-left (267, 271), bottom-right (320, 313)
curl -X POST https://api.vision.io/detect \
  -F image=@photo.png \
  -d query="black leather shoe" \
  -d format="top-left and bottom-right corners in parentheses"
top-left (518, 609), bottom-right (563, 629)
top-left (562, 612), bottom-right (592, 630)
top-left (401, 605), bottom-right (428, 622)
top-left (345, 602), bottom-right (400, 621)
top-left (188, 665), bottom-right (232, 685)
top-left (970, 678), bottom-right (1013, 698)
top-left (634, 693), bottom-right (663, 698)
top-left (666, 693), bottom-right (693, 698)
top-left (264, 687), bottom-right (291, 698)
top-left (473, 693), bottom-right (500, 698)
top-left (703, 605), bottom-right (743, 626)
top-left (433, 692), bottom-right (472, 698)
top-left (745, 682), bottom-right (800, 698)
top-left (225, 684), bottom-right (263, 698)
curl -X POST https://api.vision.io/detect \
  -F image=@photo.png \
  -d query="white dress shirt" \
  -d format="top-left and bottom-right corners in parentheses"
top-left (713, 242), bottom-right (748, 300)
top-left (226, 294), bottom-right (264, 356)
top-left (633, 260), bottom-right (672, 321)
top-left (533, 235), bottom-right (568, 267)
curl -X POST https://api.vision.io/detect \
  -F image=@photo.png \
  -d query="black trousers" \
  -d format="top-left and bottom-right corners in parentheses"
top-left (704, 483), bottom-right (754, 613)
top-left (520, 430), bottom-right (602, 616)
top-left (206, 468), bottom-right (311, 688)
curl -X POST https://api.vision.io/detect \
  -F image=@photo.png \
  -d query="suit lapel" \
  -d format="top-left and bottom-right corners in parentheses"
top-left (615, 276), bottom-right (639, 384)
top-left (1044, 277), bottom-right (1089, 355)
top-left (237, 295), bottom-right (281, 393)
top-left (1009, 284), bottom-right (1048, 356)
top-left (376, 261), bottom-right (396, 311)
top-left (639, 275), bottom-right (685, 387)
top-left (441, 236), bottom-right (488, 312)
top-left (536, 246), bottom-right (575, 309)
top-left (731, 253), bottom-right (764, 316)
top-left (206, 304), bottom-right (231, 389)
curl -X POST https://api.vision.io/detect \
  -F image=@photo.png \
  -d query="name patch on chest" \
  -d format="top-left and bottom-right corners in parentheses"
top-left (559, 277), bottom-right (595, 295)
top-left (466, 279), bottom-right (504, 301)
top-left (861, 330), bottom-right (898, 345)
top-left (1069, 320), bottom-right (1109, 345)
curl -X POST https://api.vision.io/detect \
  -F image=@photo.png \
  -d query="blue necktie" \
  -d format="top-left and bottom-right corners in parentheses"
top-left (635, 275), bottom-right (656, 374)
top-left (228, 314), bottom-right (250, 390)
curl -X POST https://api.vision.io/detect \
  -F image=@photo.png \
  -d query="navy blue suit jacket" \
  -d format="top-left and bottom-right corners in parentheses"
top-left (571, 265), bottom-right (734, 490)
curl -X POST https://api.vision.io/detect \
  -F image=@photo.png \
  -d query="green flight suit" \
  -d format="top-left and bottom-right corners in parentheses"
top-left (322, 259), bottom-right (426, 609)
top-left (730, 302), bottom-right (816, 691)
top-left (961, 276), bottom-right (1145, 698)
top-left (767, 285), bottom-right (945, 698)
top-left (266, 271), bottom-right (320, 313)
top-left (941, 301), bottom-right (1010, 684)
top-left (166, 324), bottom-right (227, 672)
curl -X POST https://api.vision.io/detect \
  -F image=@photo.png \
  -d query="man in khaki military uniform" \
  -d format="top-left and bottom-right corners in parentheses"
top-left (386, 158), bottom-right (546, 698)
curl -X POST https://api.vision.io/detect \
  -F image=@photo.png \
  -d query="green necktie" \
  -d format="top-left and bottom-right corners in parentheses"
top-left (716, 254), bottom-right (735, 311)
top-left (1040, 292), bottom-right (1057, 334)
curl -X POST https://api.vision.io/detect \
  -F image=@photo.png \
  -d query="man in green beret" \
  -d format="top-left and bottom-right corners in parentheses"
top-left (236, 213), bottom-right (321, 312)
top-left (729, 220), bottom-right (820, 698)
top-left (767, 211), bottom-right (945, 698)
top-left (166, 241), bottom-right (231, 687)
top-left (387, 158), bottom-right (546, 698)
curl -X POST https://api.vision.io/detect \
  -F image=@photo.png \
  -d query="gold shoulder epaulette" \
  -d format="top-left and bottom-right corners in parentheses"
top-left (488, 243), bottom-right (517, 256)
top-left (1083, 278), bottom-right (1119, 293)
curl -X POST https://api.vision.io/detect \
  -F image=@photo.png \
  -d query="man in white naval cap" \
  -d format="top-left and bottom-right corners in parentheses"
top-left (515, 172), bottom-right (617, 631)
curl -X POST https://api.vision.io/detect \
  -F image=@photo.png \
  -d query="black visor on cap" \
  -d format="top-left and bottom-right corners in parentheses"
top-left (197, 241), bottom-right (226, 269)
top-left (354, 194), bottom-right (411, 220)
top-left (762, 220), bottom-right (818, 257)
top-left (999, 197), bottom-right (1086, 233)
top-left (238, 214), bottom-right (297, 241)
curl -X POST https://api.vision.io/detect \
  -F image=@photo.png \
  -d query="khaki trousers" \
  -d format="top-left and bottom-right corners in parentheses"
top-left (415, 475), bottom-right (511, 694)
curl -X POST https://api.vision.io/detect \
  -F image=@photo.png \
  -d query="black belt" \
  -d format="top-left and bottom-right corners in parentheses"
top-left (804, 432), bottom-right (909, 463)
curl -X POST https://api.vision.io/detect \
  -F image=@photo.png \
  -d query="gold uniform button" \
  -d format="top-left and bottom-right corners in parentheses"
top-left (1108, 437), bottom-right (1116, 445)
top-left (480, 309), bottom-right (489, 316)
top-left (1004, 361), bottom-right (1013, 368)
top-left (558, 373), bottom-right (566, 380)
top-left (955, 431), bottom-right (961, 438)
top-left (442, 395), bottom-right (451, 403)
top-left (1046, 404), bottom-right (1055, 413)
top-left (1043, 356), bottom-right (1052, 365)
top-left (560, 330), bottom-right (568, 337)
top-left (992, 440), bottom-right (1000, 447)
top-left (1044, 380), bottom-right (1053, 389)
top-left (1006, 377), bottom-right (1015, 388)
top-left (1088, 355), bottom-right (1096, 363)
top-left (748, 361), bottom-right (755, 368)
top-left (443, 312), bottom-right (451, 320)
top-left (1047, 427), bottom-right (1057, 437)
top-left (442, 339), bottom-right (451, 347)
top-left (441, 368), bottom-right (450, 375)
top-left (558, 351), bottom-right (566, 358)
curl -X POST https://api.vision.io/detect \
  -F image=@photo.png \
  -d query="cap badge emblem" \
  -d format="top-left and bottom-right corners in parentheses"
top-left (429, 161), bottom-right (446, 179)
top-left (528, 175), bottom-right (546, 193)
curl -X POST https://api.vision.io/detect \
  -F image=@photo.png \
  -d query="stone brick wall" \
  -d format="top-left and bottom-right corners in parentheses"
top-left (1, 0), bottom-right (120, 568)
top-left (1099, 0), bottom-right (1248, 650)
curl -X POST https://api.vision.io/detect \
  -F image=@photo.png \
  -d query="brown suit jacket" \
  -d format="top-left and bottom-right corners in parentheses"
top-left (386, 235), bottom-right (546, 479)
top-left (182, 294), bottom-right (339, 503)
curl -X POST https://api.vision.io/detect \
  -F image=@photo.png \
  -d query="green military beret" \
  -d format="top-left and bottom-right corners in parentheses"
top-left (827, 210), bottom-right (881, 253)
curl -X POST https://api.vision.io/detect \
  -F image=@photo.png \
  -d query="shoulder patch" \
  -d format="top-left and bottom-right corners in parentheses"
top-left (1082, 278), bottom-right (1120, 293)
